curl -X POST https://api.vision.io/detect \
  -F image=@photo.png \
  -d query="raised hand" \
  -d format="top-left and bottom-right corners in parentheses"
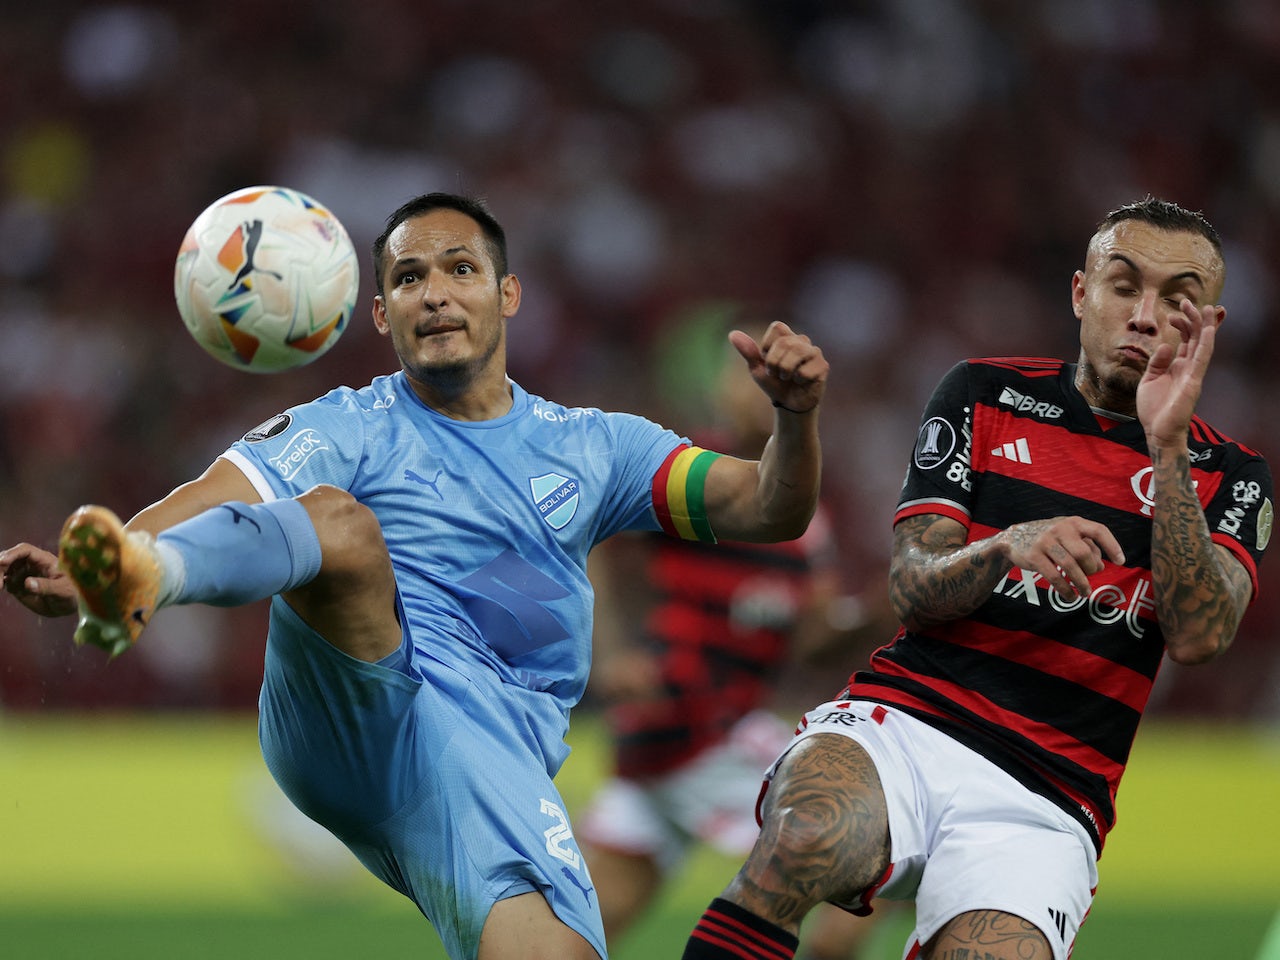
top-left (729, 321), bottom-right (828, 415)
top-left (1137, 298), bottom-right (1223, 449)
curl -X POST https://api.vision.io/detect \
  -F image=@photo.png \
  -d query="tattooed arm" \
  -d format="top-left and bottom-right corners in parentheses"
top-left (889, 512), bottom-right (1125, 632)
top-left (1147, 446), bottom-right (1250, 664)
top-left (1139, 299), bottom-right (1250, 664)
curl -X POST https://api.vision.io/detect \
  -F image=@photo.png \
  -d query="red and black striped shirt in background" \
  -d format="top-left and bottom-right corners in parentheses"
top-left (610, 505), bottom-right (838, 780)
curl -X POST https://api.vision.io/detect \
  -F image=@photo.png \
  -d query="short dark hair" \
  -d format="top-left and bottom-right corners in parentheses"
top-left (1097, 196), bottom-right (1223, 257)
top-left (371, 192), bottom-right (509, 295)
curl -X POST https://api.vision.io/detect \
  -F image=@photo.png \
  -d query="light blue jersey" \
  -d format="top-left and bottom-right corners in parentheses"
top-left (222, 371), bottom-right (688, 959)
top-left (226, 372), bottom-right (682, 723)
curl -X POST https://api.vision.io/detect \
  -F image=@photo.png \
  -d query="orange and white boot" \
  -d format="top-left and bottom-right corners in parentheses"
top-left (58, 505), bottom-right (162, 658)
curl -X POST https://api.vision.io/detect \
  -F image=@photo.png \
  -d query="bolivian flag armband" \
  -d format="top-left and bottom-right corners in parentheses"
top-left (652, 445), bottom-right (722, 543)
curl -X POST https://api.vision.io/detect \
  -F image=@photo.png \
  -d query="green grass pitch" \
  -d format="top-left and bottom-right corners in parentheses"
top-left (1, 714), bottom-right (1276, 958)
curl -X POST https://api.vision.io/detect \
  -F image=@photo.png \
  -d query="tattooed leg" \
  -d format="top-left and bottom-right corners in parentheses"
top-left (721, 733), bottom-right (891, 935)
top-left (925, 910), bottom-right (1053, 960)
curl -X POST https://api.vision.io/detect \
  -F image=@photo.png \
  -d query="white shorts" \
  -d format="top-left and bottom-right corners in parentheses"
top-left (576, 710), bottom-right (791, 873)
top-left (768, 700), bottom-right (1098, 960)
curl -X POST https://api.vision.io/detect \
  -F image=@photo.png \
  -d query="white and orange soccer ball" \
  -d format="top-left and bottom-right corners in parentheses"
top-left (174, 185), bottom-right (359, 372)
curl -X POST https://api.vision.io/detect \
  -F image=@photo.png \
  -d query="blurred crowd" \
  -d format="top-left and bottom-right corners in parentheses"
top-left (2, 0), bottom-right (1278, 718)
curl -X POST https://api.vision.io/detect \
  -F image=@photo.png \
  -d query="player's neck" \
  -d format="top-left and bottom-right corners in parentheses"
top-left (1072, 358), bottom-right (1138, 420)
top-left (405, 368), bottom-right (515, 421)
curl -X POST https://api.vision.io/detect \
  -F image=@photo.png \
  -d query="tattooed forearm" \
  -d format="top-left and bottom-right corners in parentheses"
top-left (1149, 447), bottom-right (1248, 663)
top-left (725, 735), bottom-right (890, 931)
top-left (889, 514), bottom-right (1009, 630)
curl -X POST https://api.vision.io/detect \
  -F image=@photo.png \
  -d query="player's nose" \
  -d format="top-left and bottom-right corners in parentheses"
top-left (1128, 291), bottom-right (1159, 334)
top-left (420, 270), bottom-right (449, 308)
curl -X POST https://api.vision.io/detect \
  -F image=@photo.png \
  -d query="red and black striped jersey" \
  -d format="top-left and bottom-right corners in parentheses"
top-left (609, 505), bottom-right (838, 779)
top-left (846, 357), bottom-right (1273, 853)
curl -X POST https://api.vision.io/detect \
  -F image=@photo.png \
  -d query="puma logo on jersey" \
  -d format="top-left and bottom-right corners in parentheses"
top-left (404, 468), bottom-right (445, 500)
top-left (560, 866), bottom-right (594, 906)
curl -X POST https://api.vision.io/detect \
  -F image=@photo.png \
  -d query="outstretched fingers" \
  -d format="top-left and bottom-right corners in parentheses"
top-left (1138, 298), bottom-right (1223, 445)
top-left (1181, 298), bottom-right (1219, 374)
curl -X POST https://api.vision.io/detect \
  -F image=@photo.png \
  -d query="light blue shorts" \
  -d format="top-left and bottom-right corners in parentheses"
top-left (257, 597), bottom-right (606, 960)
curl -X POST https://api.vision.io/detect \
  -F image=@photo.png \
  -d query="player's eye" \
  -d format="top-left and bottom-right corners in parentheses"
top-left (454, 263), bottom-right (475, 276)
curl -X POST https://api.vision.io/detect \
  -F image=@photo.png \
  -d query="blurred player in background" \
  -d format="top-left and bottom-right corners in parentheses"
top-left (679, 198), bottom-right (1273, 960)
top-left (0, 192), bottom-right (830, 960)
top-left (577, 315), bottom-right (895, 960)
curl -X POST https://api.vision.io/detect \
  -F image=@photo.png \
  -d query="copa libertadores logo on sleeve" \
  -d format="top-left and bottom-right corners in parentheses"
top-left (913, 417), bottom-right (956, 470)
top-left (530, 473), bottom-right (580, 530)
top-left (243, 413), bottom-right (292, 442)
top-left (1219, 480), bottom-right (1272, 550)
top-left (1257, 497), bottom-right (1273, 551)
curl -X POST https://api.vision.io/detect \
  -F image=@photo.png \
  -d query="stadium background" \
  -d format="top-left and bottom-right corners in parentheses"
top-left (1, 1), bottom-right (1278, 957)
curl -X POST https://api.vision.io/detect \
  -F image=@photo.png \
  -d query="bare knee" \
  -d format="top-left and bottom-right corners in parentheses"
top-left (743, 735), bottom-right (891, 907)
top-left (296, 485), bottom-right (389, 582)
top-left (284, 486), bottom-right (400, 661)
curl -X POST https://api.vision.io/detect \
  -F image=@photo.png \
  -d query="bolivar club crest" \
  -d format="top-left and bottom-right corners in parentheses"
top-left (530, 473), bottom-right (580, 530)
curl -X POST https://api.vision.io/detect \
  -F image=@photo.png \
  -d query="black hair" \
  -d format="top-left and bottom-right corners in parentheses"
top-left (1097, 196), bottom-right (1222, 256)
top-left (371, 192), bottom-right (508, 295)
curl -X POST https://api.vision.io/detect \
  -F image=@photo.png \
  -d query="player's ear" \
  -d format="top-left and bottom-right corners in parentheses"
top-left (501, 273), bottom-right (522, 319)
top-left (1070, 270), bottom-right (1086, 320)
top-left (372, 295), bottom-right (391, 336)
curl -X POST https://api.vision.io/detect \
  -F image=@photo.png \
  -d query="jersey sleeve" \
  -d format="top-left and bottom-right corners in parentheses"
top-left (1204, 452), bottom-right (1274, 600)
top-left (895, 360), bottom-right (975, 529)
top-left (590, 411), bottom-right (692, 543)
top-left (220, 391), bottom-right (366, 501)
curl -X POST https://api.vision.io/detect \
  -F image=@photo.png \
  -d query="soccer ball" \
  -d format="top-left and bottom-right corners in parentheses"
top-left (174, 185), bottom-right (359, 372)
